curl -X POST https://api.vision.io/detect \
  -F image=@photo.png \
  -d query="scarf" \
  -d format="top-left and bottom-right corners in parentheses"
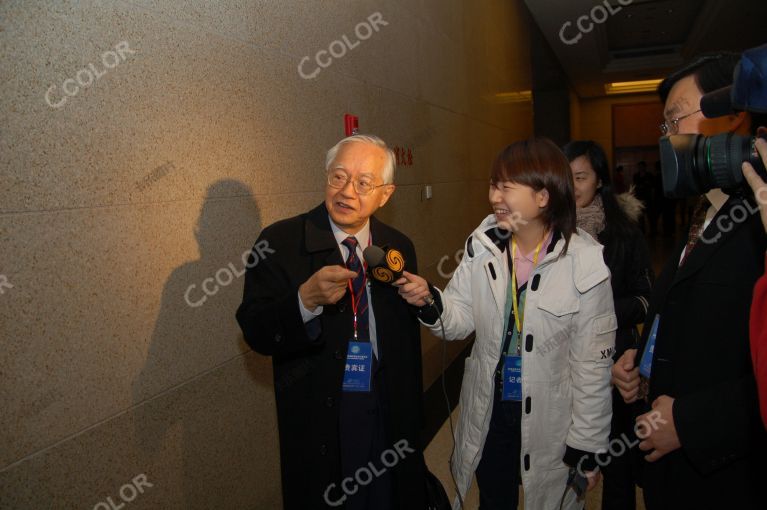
top-left (577, 193), bottom-right (606, 240)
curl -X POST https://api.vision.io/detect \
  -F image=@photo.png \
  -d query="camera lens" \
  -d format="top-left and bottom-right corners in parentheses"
top-left (659, 133), bottom-right (767, 198)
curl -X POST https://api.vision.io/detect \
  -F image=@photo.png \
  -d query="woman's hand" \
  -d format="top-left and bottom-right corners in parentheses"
top-left (394, 271), bottom-right (433, 306)
top-left (585, 470), bottom-right (601, 491)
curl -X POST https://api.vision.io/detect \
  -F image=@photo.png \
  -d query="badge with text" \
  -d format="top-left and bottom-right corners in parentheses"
top-left (342, 341), bottom-right (372, 392)
top-left (639, 315), bottom-right (660, 378)
top-left (502, 355), bottom-right (523, 401)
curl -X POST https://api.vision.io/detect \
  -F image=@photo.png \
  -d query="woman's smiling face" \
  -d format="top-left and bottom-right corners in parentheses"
top-left (489, 180), bottom-right (548, 232)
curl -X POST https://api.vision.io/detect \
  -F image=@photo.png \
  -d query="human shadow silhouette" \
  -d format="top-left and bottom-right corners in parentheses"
top-left (131, 179), bottom-right (281, 509)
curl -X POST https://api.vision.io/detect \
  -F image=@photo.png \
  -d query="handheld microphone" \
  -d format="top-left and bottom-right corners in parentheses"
top-left (362, 245), bottom-right (434, 306)
top-left (558, 467), bottom-right (588, 510)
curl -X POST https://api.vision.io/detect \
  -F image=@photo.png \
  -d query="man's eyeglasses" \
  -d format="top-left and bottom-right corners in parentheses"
top-left (660, 109), bottom-right (701, 136)
top-left (327, 169), bottom-right (389, 196)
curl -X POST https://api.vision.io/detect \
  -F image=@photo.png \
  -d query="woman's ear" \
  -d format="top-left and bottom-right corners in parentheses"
top-left (536, 188), bottom-right (550, 209)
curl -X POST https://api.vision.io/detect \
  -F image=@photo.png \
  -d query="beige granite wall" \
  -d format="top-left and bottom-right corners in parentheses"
top-left (0, 1), bottom-right (533, 507)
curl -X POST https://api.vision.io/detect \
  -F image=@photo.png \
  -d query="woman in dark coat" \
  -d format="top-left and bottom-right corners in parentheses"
top-left (564, 140), bottom-right (655, 510)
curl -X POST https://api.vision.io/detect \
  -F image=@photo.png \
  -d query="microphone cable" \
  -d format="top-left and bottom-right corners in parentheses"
top-left (425, 295), bottom-right (464, 510)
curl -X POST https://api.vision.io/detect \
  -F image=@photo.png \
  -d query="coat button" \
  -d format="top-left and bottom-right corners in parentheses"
top-left (525, 396), bottom-right (531, 414)
top-left (525, 334), bottom-right (533, 352)
top-left (326, 397), bottom-right (334, 407)
top-left (334, 349), bottom-right (344, 360)
top-left (524, 454), bottom-right (530, 471)
top-left (320, 444), bottom-right (327, 456)
top-left (274, 333), bottom-right (282, 343)
top-left (531, 274), bottom-right (541, 291)
top-left (338, 303), bottom-right (346, 312)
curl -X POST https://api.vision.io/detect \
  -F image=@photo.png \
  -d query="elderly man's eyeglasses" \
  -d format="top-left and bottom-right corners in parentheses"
top-left (660, 109), bottom-right (701, 136)
top-left (327, 169), bottom-right (388, 195)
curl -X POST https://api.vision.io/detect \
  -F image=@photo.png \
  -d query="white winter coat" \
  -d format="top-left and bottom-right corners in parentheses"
top-left (424, 215), bottom-right (617, 510)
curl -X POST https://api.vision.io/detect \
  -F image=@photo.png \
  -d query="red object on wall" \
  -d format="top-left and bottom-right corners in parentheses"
top-left (391, 146), bottom-right (415, 166)
top-left (344, 114), bottom-right (359, 136)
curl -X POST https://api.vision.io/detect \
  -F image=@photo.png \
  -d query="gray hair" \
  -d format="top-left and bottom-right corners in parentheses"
top-left (325, 134), bottom-right (396, 184)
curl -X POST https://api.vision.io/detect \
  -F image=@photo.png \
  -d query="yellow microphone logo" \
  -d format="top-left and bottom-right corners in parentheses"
top-left (372, 267), bottom-right (394, 283)
top-left (386, 249), bottom-right (404, 272)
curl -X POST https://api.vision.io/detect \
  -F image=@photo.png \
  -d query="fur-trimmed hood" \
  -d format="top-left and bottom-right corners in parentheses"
top-left (616, 187), bottom-right (644, 222)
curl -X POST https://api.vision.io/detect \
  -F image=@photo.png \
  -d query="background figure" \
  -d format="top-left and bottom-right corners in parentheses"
top-left (613, 165), bottom-right (628, 195)
top-left (564, 140), bottom-right (654, 510)
top-left (633, 161), bottom-right (653, 233)
top-left (654, 161), bottom-right (679, 236)
top-left (646, 162), bottom-right (662, 237)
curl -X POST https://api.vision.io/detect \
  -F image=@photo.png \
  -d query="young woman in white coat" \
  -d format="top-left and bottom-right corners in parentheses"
top-left (397, 138), bottom-right (617, 510)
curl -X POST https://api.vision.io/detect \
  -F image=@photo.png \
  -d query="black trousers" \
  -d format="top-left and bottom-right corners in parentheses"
top-left (601, 388), bottom-right (642, 510)
top-left (475, 390), bottom-right (522, 510)
top-left (338, 355), bottom-right (393, 510)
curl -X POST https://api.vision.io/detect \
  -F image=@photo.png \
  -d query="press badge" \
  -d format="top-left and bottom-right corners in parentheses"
top-left (342, 341), bottom-right (372, 392)
top-left (639, 315), bottom-right (660, 378)
top-left (502, 355), bottom-right (523, 401)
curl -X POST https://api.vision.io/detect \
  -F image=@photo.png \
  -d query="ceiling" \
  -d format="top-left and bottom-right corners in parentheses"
top-left (523, 0), bottom-right (767, 98)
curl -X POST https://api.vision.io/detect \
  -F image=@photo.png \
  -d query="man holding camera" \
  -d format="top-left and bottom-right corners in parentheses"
top-left (611, 54), bottom-right (767, 509)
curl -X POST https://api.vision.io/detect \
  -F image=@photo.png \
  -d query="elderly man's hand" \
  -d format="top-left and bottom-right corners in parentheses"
top-left (612, 349), bottom-right (641, 403)
top-left (743, 134), bottom-right (767, 234)
top-left (299, 265), bottom-right (358, 310)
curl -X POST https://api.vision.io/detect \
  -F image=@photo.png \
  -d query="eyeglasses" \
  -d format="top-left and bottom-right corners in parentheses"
top-left (660, 109), bottom-right (701, 135)
top-left (327, 169), bottom-right (389, 196)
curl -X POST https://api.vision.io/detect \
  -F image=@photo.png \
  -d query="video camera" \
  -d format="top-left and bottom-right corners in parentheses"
top-left (659, 43), bottom-right (767, 198)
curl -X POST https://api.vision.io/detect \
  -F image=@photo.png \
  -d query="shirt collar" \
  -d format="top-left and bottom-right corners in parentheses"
top-left (706, 188), bottom-right (729, 213)
top-left (328, 216), bottom-right (371, 249)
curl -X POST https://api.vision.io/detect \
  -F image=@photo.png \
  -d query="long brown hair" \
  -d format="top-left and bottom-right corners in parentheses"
top-left (490, 137), bottom-right (577, 254)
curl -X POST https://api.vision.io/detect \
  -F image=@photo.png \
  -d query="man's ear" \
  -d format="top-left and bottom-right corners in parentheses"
top-left (730, 111), bottom-right (749, 134)
top-left (378, 184), bottom-right (396, 207)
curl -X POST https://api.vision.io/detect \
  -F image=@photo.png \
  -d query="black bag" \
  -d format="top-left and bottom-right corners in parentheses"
top-left (425, 468), bottom-right (451, 510)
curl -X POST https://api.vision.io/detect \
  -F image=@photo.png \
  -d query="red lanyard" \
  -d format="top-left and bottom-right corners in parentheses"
top-left (345, 235), bottom-right (372, 339)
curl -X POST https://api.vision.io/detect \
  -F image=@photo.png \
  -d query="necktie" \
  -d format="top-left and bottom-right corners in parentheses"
top-left (341, 237), bottom-right (369, 341)
top-left (679, 196), bottom-right (712, 267)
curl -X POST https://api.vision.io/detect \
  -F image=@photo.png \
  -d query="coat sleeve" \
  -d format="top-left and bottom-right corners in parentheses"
top-left (563, 260), bottom-right (617, 471)
top-left (235, 228), bottom-right (319, 357)
top-left (753, 260), bottom-right (767, 429)
top-left (419, 237), bottom-right (477, 341)
top-left (613, 233), bottom-right (654, 330)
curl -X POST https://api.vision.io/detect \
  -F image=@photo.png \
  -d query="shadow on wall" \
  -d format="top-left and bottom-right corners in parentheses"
top-left (131, 179), bottom-right (280, 509)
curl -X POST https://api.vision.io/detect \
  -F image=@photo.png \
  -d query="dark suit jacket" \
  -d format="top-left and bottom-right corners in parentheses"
top-left (236, 203), bottom-right (427, 509)
top-left (639, 195), bottom-right (767, 510)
